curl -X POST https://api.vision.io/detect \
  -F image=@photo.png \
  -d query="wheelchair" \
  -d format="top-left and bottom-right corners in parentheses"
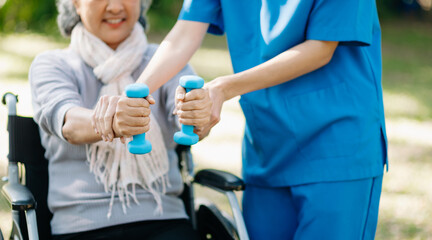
top-left (0, 92), bottom-right (249, 240)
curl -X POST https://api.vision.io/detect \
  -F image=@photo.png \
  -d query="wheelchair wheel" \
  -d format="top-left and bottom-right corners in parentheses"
top-left (196, 200), bottom-right (238, 240)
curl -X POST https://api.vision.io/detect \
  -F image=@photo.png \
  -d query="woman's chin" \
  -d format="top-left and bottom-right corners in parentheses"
top-left (100, 30), bottom-right (132, 49)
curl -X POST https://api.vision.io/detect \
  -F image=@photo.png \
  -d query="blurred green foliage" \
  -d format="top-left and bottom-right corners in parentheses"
top-left (377, 0), bottom-right (431, 19)
top-left (0, 0), bottom-right (184, 34)
top-left (0, 0), bottom-right (430, 34)
top-left (0, 0), bottom-right (57, 33)
top-left (147, 0), bottom-right (184, 32)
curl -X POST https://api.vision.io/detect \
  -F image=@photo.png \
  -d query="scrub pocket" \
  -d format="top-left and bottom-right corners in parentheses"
top-left (284, 82), bottom-right (360, 161)
top-left (240, 97), bottom-right (299, 167)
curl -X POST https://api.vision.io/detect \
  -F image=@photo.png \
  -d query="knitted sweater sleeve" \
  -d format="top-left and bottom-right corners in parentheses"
top-left (29, 50), bottom-right (83, 142)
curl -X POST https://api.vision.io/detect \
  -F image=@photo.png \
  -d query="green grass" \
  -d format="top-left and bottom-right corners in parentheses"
top-left (381, 20), bottom-right (432, 120)
top-left (1, 19), bottom-right (432, 239)
top-left (376, 20), bottom-right (432, 239)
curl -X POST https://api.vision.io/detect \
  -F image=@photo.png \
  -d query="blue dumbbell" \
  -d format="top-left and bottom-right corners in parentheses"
top-left (125, 83), bottom-right (152, 154)
top-left (174, 75), bottom-right (205, 145)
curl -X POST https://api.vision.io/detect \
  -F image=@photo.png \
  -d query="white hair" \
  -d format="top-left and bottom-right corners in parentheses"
top-left (56, 0), bottom-right (152, 37)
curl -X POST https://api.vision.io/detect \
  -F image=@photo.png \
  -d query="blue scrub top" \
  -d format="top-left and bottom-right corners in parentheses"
top-left (180, 0), bottom-right (388, 187)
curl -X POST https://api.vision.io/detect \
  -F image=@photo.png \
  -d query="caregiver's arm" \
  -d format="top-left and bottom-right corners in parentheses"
top-left (193, 40), bottom-right (339, 133)
top-left (136, 20), bottom-right (209, 93)
top-left (208, 40), bottom-right (339, 101)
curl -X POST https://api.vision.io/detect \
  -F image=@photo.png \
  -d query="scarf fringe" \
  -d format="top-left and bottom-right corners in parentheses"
top-left (87, 136), bottom-right (169, 219)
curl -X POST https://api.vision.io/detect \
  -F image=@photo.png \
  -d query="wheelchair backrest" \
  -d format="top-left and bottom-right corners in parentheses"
top-left (6, 115), bottom-right (52, 240)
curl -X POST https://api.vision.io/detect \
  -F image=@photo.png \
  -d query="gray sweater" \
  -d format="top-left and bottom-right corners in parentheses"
top-left (29, 44), bottom-right (193, 234)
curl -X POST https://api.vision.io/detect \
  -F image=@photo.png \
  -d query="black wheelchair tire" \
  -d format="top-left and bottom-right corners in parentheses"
top-left (196, 201), bottom-right (238, 240)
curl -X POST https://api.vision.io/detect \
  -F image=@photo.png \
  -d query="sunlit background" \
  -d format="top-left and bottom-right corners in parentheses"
top-left (1, 0), bottom-right (432, 239)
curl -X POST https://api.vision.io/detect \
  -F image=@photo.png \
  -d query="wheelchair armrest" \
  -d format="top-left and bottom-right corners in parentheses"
top-left (194, 169), bottom-right (245, 191)
top-left (2, 182), bottom-right (36, 211)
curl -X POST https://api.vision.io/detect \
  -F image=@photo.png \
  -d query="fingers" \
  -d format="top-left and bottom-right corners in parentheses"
top-left (92, 95), bottom-right (111, 141)
top-left (114, 114), bottom-right (150, 129)
top-left (176, 86), bottom-right (186, 102)
top-left (176, 88), bottom-right (210, 112)
top-left (173, 86), bottom-right (186, 114)
top-left (91, 99), bottom-right (101, 134)
top-left (93, 95), bottom-right (153, 142)
top-left (123, 97), bottom-right (150, 108)
top-left (102, 96), bottom-right (120, 142)
top-left (176, 88), bottom-right (213, 129)
top-left (183, 88), bottom-right (206, 101)
top-left (188, 83), bottom-right (225, 140)
top-left (112, 96), bottom-right (152, 138)
top-left (177, 97), bottom-right (210, 111)
top-left (113, 122), bottom-right (150, 137)
top-left (177, 108), bottom-right (211, 127)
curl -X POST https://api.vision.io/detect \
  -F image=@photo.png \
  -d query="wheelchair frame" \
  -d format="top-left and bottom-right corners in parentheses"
top-left (1, 92), bottom-right (249, 240)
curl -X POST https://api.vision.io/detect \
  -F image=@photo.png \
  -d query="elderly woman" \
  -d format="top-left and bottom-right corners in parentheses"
top-left (29, 0), bottom-right (209, 239)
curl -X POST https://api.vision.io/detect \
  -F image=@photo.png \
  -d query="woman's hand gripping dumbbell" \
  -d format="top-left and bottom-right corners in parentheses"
top-left (91, 84), bottom-right (154, 148)
top-left (125, 83), bottom-right (153, 154)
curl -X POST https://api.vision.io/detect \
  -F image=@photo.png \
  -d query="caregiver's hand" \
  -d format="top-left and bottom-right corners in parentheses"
top-left (174, 86), bottom-right (213, 140)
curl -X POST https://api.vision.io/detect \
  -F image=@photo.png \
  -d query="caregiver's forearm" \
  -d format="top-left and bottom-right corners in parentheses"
top-left (211, 40), bottom-right (339, 101)
top-left (137, 20), bottom-right (209, 93)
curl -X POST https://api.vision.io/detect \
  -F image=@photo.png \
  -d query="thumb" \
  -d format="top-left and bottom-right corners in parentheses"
top-left (146, 94), bottom-right (156, 105)
top-left (175, 86), bottom-right (186, 102)
top-left (173, 86), bottom-right (186, 114)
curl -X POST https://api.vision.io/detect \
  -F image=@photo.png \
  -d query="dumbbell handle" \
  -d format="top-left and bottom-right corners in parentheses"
top-left (179, 86), bottom-right (196, 139)
top-left (125, 83), bottom-right (152, 154)
top-left (174, 75), bottom-right (205, 145)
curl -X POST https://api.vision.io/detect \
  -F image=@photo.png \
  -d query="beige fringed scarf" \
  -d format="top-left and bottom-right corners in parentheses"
top-left (70, 23), bottom-right (169, 218)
